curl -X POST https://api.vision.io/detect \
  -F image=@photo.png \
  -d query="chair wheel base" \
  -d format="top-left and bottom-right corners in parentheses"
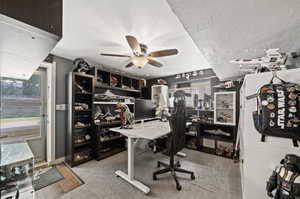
top-left (176, 184), bottom-right (182, 191)
top-left (191, 174), bottom-right (195, 180)
top-left (153, 160), bottom-right (194, 191)
top-left (153, 175), bottom-right (157, 181)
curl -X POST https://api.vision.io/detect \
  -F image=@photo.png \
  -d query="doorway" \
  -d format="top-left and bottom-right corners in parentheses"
top-left (0, 67), bottom-right (48, 163)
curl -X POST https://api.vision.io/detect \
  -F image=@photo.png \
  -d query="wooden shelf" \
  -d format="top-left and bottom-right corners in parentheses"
top-left (185, 146), bottom-right (234, 159)
top-left (94, 101), bottom-right (134, 105)
top-left (95, 85), bottom-right (141, 93)
top-left (99, 135), bottom-right (124, 143)
top-left (192, 122), bottom-right (235, 138)
top-left (185, 145), bottom-right (199, 151)
top-left (74, 141), bottom-right (92, 148)
top-left (75, 92), bottom-right (93, 95)
top-left (74, 126), bottom-right (90, 130)
top-left (199, 133), bottom-right (233, 142)
top-left (95, 147), bottom-right (126, 161)
top-left (95, 121), bottom-right (122, 127)
top-left (185, 132), bottom-right (197, 137)
top-left (74, 109), bottom-right (92, 112)
top-left (71, 157), bottom-right (92, 167)
top-left (200, 146), bottom-right (234, 159)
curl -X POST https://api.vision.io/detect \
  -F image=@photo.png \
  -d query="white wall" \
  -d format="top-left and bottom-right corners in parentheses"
top-left (239, 69), bottom-right (300, 199)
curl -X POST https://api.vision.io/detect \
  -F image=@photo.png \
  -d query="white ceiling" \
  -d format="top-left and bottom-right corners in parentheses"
top-left (167, 0), bottom-right (300, 80)
top-left (52, 0), bottom-right (210, 78)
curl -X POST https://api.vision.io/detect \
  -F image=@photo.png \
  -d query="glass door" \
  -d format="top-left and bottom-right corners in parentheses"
top-left (0, 68), bottom-right (47, 163)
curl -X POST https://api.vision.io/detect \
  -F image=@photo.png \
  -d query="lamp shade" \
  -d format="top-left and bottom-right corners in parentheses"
top-left (131, 56), bottom-right (148, 68)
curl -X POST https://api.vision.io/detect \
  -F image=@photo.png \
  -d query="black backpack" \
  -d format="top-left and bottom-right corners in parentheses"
top-left (249, 74), bottom-right (300, 147)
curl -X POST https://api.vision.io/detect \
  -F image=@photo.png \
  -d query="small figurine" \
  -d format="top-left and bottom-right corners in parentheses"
top-left (157, 79), bottom-right (167, 85)
top-left (266, 154), bottom-right (300, 199)
top-left (73, 58), bottom-right (91, 74)
top-left (155, 106), bottom-right (170, 122)
top-left (115, 103), bottom-right (134, 129)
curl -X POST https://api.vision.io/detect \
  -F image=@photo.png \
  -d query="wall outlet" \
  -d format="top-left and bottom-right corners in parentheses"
top-left (56, 104), bottom-right (66, 111)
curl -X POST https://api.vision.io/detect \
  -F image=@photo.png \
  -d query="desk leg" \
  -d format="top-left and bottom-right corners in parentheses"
top-left (128, 137), bottom-right (134, 180)
top-left (115, 137), bottom-right (150, 194)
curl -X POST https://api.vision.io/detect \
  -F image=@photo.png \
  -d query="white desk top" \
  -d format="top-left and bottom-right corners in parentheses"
top-left (111, 120), bottom-right (170, 140)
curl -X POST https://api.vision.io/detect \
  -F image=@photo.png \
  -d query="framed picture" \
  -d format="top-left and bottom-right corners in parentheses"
top-left (169, 79), bottom-right (213, 110)
top-left (214, 91), bottom-right (236, 125)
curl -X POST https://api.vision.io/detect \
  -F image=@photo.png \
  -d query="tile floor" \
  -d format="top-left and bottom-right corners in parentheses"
top-left (36, 149), bottom-right (242, 199)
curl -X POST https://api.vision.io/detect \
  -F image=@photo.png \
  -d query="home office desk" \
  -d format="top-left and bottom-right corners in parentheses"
top-left (111, 120), bottom-right (171, 194)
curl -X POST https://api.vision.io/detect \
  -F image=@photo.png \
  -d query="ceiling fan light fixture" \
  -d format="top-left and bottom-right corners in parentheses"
top-left (131, 56), bottom-right (148, 68)
top-left (101, 35), bottom-right (177, 69)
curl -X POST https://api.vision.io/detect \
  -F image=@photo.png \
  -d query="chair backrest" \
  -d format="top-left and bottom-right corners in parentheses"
top-left (167, 90), bottom-right (187, 154)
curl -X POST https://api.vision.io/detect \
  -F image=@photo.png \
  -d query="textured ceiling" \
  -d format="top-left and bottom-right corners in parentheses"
top-left (167, 0), bottom-right (300, 80)
top-left (0, 14), bottom-right (59, 80)
top-left (52, 0), bottom-right (210, 78)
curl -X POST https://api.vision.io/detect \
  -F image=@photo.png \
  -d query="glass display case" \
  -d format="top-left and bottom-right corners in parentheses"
top-left (214, 91), bottom-right (236, 125)
top-left (0, 141), bottom-right (34, 199)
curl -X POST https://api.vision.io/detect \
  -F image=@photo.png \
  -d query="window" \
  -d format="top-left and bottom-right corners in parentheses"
top-left (0, 72), bottom-right (43, 138)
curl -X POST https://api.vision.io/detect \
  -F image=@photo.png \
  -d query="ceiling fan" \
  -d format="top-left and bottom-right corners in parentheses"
top-left (100, 35), bottom-right (179, 68)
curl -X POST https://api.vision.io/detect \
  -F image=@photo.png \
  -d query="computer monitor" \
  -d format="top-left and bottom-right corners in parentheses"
top-left (134, 99), bottom-right (156, 120)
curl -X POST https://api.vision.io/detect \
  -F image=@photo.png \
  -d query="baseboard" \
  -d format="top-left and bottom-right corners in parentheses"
top-left (49, 157), bottom-right (66, 166)
top-left (34, 161), bottom-right (49, 170)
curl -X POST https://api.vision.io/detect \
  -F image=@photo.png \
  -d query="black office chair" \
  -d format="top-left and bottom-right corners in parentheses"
top-left (153, 91), bottom-right (195, 191)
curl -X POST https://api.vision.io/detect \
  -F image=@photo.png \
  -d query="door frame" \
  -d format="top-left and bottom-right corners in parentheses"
top-left (40, 61), bottom-right (56, 164)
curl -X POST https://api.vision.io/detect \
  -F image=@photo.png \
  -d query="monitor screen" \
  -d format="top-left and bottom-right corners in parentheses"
top-left (134, 99), bottom-right (156, 120)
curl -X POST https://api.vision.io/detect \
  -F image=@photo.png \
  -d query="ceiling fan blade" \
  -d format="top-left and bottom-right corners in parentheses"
top-left (148, 49), bottom-right (178, 57)
top-left (125, 62), bottom-right (134, 68)
top-left (100, 53), bottom-right (130, 57)
top-left (125, 35), bottom-right (141, 56)
top-left (148, 58), bottom-right (163, 67)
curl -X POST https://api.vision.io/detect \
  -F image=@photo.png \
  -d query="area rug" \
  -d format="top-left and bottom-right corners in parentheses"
top-left (34, 163), bottom-right (84, 199)
top-left (33, 167), bottom-right (64, 191)
top-left (56, 163), bottom-right (84, 193)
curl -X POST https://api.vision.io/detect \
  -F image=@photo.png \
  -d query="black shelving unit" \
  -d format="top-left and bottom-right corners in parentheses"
top-left (67, 72), bottom-right (95, 167)
top-left (67, 67), bottom-right (145, 166)
top-left (94, 128), bottom-right (126, 161)
top-left (93, 101), bottom-right (134, 161)
top-left (185, 122), bottom-right (236, 159)
top-left (91, 67), bottom-right (141, 98)
top-left (122, 76), bottom-right (131, 89)
top-left (132, 78), bottom-right (140, 90)
top-left (184, 82), bottom-right (241, 159)
top-left (96, 70), bottom-right (110, 87)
